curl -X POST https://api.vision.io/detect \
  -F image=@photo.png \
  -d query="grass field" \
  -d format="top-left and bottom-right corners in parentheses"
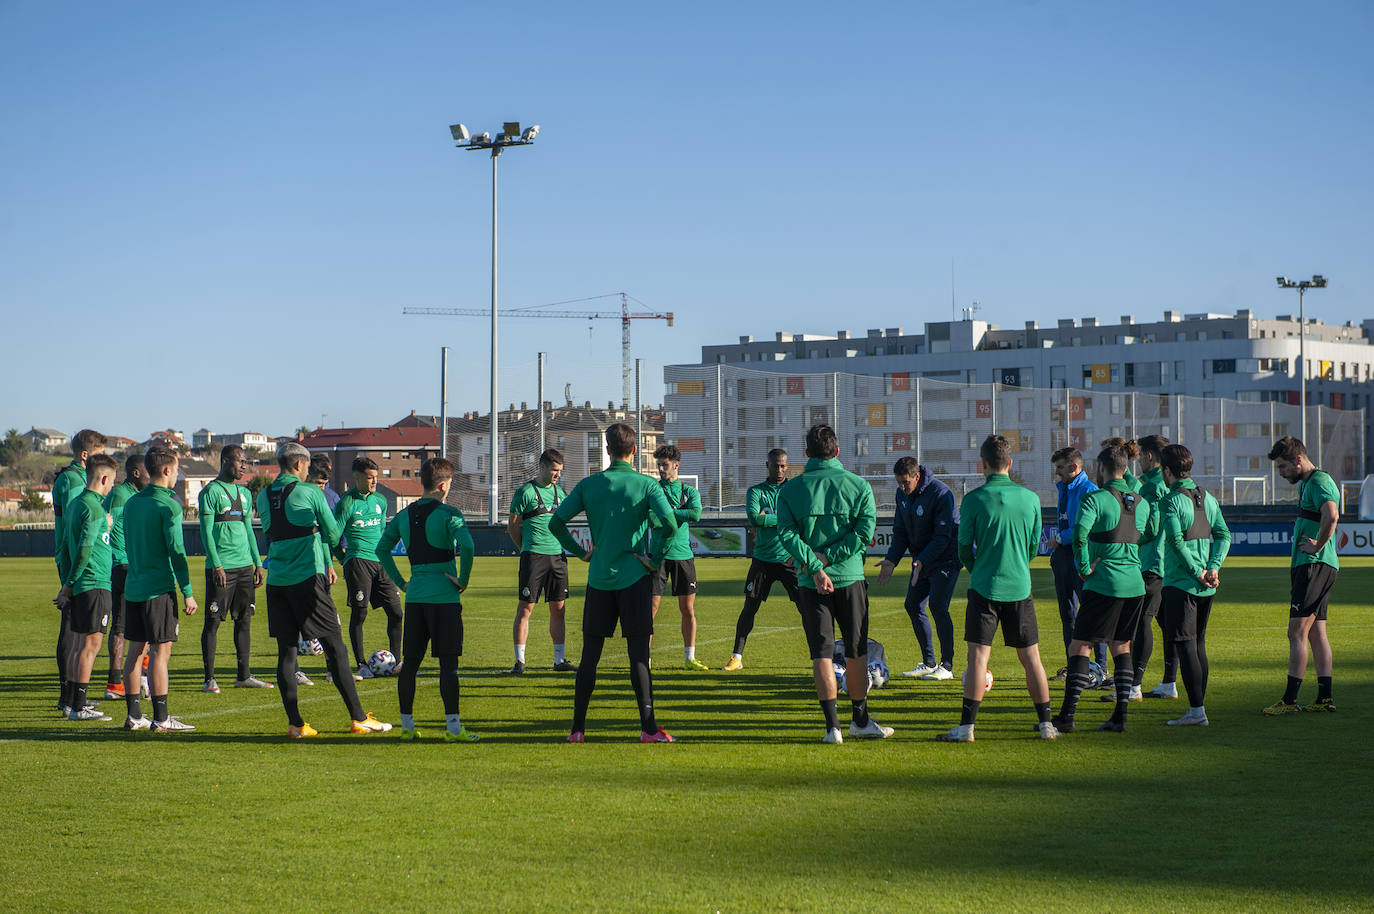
top-left (3, 555), bottom-right (1372, 913)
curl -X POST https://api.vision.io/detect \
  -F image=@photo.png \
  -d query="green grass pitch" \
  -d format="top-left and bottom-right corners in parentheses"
top-left (2, 555), bottom-right (1371, 912)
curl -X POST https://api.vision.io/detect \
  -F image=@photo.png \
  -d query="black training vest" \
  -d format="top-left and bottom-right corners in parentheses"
top-left (53, 465), bottom-right (82, 518)
top-left (211, 481), bottom-right (246, 523)
top-left (520, 481), bottom-right (561, 519)
top-left (406, 499), bottom-right (452, 564)
top-left (265, 482), bottom-right (319, 542)
top-left (1088, 488), bottom-right (1141, 544)
top-left (1181, 488), bottom-right (1211, 541)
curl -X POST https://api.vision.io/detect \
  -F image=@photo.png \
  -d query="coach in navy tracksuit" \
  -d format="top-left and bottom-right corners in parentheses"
top-left (874, 458), bottom-right (960, 679)
top-left (1049, 447), bottom-right (1106, 668)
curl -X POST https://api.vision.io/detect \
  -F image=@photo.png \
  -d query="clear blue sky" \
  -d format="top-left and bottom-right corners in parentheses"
top-left (3, 1), bottom-right (1371, 440)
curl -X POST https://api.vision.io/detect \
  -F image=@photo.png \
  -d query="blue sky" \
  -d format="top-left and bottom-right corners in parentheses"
top-left (3, 1), bottom-right (1371, 439)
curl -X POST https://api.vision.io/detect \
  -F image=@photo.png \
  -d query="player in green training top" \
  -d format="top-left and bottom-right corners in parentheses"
top-left (506, 448), bottom-right (576, 674)
top-left (120, 447), bottom-right (199, 732)
top-left (50, 428), bottom-right (106, 710)
top-left (550, 423), bottom-right (680, 743)
top-left (1264, 435), bottom-right (1340, 715)
top-left (1157, 444), bottom-right (1230, 727)
top-left (776, 424), bottom-right (891, 744)
top-left (1132, 435), bottom-right (1179, 700)
top-left (258, 442), bottom-right (391, 738)
top-left (101, 455), bottom-right (149, 700)
top-left (937, 435), bottom-right (1058, 743)
top-left (55, 454), bottom-right (120, 721)
top-left (198, 445), bottom-right (270, 693)
top-left (335, 457), bottom-right (403, 680)
top-left (650, 444), bottom-right (708, 670)
top-left (724, 448), bottom-right (800, 670)
top-left (1054, 443), bottom-right (1156, 734)
top-left (377, 458), bottom-right (479, 743)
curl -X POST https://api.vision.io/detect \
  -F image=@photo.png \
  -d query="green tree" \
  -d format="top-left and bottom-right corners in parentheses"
top-left (0, 428), bottom-right (26, 466)
top-left (19, 489), bottom-right (45, 511)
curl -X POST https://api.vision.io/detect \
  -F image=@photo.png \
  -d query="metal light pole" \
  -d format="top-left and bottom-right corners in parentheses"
top-left (440, 347), bottom-right (449, 460)
top-left (450, 121), bottom-right (539, 524)
top-left (1277, 274), bottom-right (1328, 444)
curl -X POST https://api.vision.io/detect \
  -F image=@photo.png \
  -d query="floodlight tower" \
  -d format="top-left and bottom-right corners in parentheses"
top-left (1276, 274), bottom-right (1328, 444)
top-left (448, 121), bottom-right (540, 524)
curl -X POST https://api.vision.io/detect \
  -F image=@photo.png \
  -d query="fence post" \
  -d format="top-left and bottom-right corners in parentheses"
top-left (1270, 401), bottom-right (1277, 505)
top-left (1219, 398), bottom-right (1226, 504)
top-left (914, 376), bottom-right (923, 466)
top-left (1316, 405), bottom-right (1324, 470)
top-left (716, 364), bottom-right (724, 511)
top-left (1130, 391), bottom-right (1137, 442)
top-left (990, 381), bottom-right (998, 439)
top-left (1177, 394), bottom-right (1184, 445)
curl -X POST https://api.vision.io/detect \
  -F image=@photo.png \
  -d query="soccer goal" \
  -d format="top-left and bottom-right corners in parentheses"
top-left (1231, 476), bottom-right (1267, 506)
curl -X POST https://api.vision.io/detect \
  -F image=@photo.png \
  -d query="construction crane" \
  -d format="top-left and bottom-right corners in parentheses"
top-left (404, 292), bottom-right (674, 410)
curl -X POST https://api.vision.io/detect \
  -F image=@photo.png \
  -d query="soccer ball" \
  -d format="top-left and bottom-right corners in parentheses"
top-left (867, 660), bottom-right (890, 689)
top-left (368, 650), bottom-right (397, 677)
top-left (1087, 661), bottom-right (1109, 689)
top-left (961, 668), bottom-right (994, 691)
top-left (297, 637), bottom-right (324, 656)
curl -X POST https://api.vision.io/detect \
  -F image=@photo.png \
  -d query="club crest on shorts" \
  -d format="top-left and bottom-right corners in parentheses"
top-left (521, 586), bottom-right (531, 597)
top-left (248, 603), bottom-right (255, 612)
top-left (356, 590), bottom-right (366, 603)
top-left (209, 602), bottom-right (219, 614)
top-left (101, 614), bottom-right (109, 627)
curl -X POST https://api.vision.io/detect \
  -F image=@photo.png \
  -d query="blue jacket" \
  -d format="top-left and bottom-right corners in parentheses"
top-left (883, 465), bottom-right (959, 570)
top-left (1056, 470), bottom-right (1098, 539)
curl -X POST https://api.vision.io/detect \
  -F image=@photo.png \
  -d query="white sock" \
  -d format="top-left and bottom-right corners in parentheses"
top-left (553, 643), bottom-right (566, 663)
top-left (515, 644), bottom-right (526, 664)
top-left (446, 712), bottom-right (462, 733)
top-left (731, 652), bottom-right (742, 661)
top-left (685, 646), bottom-right (695, 662)
top-left (400, 713), bottom-right (415, 730)
top-left (1191, 705), bottom-right (1205, 716)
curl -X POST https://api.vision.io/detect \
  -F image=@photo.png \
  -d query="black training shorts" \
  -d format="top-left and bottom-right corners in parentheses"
top-left (1160, 587), bottom-right (1213, 643)
top-left (266, 575), bottom-right (342, 643)
top-left (517, 552), bottom-right (570, 604)
top-left (69, 589), bottom-right (112, 636)
top-left (797, 581), bottom-right (869, 661)
top-left (964, 588), bottom-right (1039, 648)
top-left (205, 565), bottom-right (257, 622)
top-left (1140, 572), bottom-right (1163, 622)
top-left (744, 559), bottom-right (800, 604)
top-left (126, 593), bottom-right (180, 645)
top-left (1074, 589), bottom-right (1145, 643)
top-left (403, 601), bottom-right (464, 658)
top-left (651, 558), bottom-right (697, 597)
top-left (110, 564), bottom-right (128, 636)
top-left (1290, 563), bottom-right (1337, 621)
top-left (343, 557), bottom-right (402, 618)
top-left (584, 575), bottom-right (654, 639)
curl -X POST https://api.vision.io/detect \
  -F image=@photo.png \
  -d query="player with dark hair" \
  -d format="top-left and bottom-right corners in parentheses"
top-left (650, 443), bottom-right (708, 670)
top-left (55, 454), bottom-right (120, 720)
top-left (378, 458), bottom-right (478, 742)
top-left (506, 448), bottom-right (576, 674)
top-left (937, 436), bottom-right (1058, 742)
top-left (120, 446), bottom-right (199, 732)
top-left (1100, 437), bottom-right (1142, 492)
top-left (724, 448), bottom-right (800, 670)
top-left (258, 442), bottom-right (390, 738)
top-left (1264, 436), bottom-right (1340, 714)
top-left (50, 428), bottom-right (106, 709)
top-left (550, 423), bottom-right (679, 743)
top-left (1134, 434), bottom-right (1178, 700)
top-left (308, 453), bottom-right (341, 511)
top-left (101, 454), bottom-right (149, 700)
top-left (1158, 444), bottom-right (1231, 727)
top-left (777, 424), bottom-right (891, 744)
top-left (335, 456), bottom-right (403, 680)
top-left (198, 445), bottom-right (270, 693)
top-left (1049, 446), bottom-right (1104, 675)
top-left (874, 455), bottom-right (960, 680)
top-left (1053, 444), bottom-right (1154, 733)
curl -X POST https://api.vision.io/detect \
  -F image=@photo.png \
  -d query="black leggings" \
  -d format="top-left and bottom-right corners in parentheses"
top-left (202, 614), bottom-right (252, 680)
top-left (276, 631), bottom-right (363, 727)
top-left (1176, 605), bottom-right (1211, 707)
top-left (398, 654), bottom-right (460, 716)
top-left (572, 632), bottom-right (655, 733)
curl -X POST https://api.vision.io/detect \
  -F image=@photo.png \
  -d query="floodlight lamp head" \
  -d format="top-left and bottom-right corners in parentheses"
top-left (1276, 276), bottom-right (1291, 287)
top-left (1312, 275), bottom-right (1327, 287)
top-left (450, 124), bottom-right (470, 142)
top-left (522, 124), bottom-right (540, 141)
top-left (471, 131), bottom-right (491, 145)
top-left (494, 133), bottom-right (507, 145)
top-left (503, 122), bottom-right (521, 138)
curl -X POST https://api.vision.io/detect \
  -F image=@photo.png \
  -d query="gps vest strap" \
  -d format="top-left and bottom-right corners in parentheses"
top-left (1088, 488), bottom-right (1141, 544)
top-left (406, 499), bottom-right (452, 565)
top-left (520, 482), bottom-right (560, 519)
top-left (266, 482), bottom-right (318, 542)
top-left (1297, 507), bottom-right (1323, 523)
top-left (53, 465), bottom-right (81, 518)
top-left (1182, 489), bottom-right (1210, 541)
top-left (212, 481), bottom-right (246, 523)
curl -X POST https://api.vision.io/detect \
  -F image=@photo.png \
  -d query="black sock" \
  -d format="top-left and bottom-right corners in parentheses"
top-left (201, 615), bottom-right (218, 681)
top-left (387, 611), bottom-right (403, 658)
top-left (851, 699), bottom-right (869, 727)
top-left (1111, 652), bottom-right (1134, 722)
top-left (1282, 675), bottom-right (1302, 704)
top-left (1132, 620), bottom-right (1153, 687)
top-left (820, 699), bottom-right (841, 731)
top-left (151, 693), bottom-right (169, 723)
top-left (571, 634), bottom-right (606, 732)
top-left (437, 656), bottom-right (460, 716)
top-left (733, 598), bottom-right (763, 655)
top-left (233, 616), bottom-right (252, 680)
top-left (960, 697), bottom-right (981, 726)
top-left (126, 695), bottom-right (142, 720)
top-left (1034, 701), bottom-right (1052, 724)
top-left (61, 680), bottom-right (74, 709)
top-left (628, 636), bottom-right (655, 732)
top-left (1317, 676), bottom-right (1332, 701)
top-left (1059, 655), bottom-right (1091, 720)
top-left (72, 681), bottom-right (89, 710)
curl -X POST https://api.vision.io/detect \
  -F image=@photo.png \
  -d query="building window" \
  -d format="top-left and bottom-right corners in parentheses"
top-left (382, 451), bottom-right (391, 458)
top-left (382, 468), bottom-right (392, 477)
top-left (402, 469), bottom-right (410, 478)
top-left (1175, 361), bottom-right (1186, 381)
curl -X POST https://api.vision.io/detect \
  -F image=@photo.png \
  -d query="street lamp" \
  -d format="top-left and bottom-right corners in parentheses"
top-left (449, 121), bottom-right (540, 524)
top-left (1276, 274), bottom-right (1329, 444)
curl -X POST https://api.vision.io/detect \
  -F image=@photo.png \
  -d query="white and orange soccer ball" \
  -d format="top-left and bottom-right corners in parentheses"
top-left (961, 668), bottom-right (994, 691)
